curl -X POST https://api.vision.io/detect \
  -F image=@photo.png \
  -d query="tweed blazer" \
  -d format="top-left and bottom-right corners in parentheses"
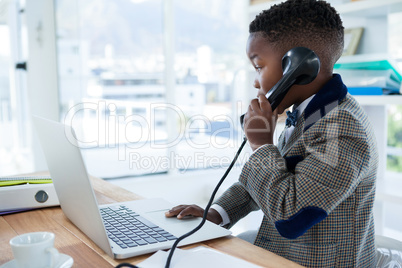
top-left (214, 74), bottom-right (378, 267)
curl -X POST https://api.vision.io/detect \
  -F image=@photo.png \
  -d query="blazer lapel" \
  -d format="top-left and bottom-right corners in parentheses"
top-left (280, 74), bottom-right (348, 156)
top-left (277, 130), bottom-right (287, 155)
top-left (303, 74), bottom-right (348, 132)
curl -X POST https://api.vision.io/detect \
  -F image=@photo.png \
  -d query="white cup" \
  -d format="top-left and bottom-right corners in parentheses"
top-left (10, 232), bottom-right (60, 268)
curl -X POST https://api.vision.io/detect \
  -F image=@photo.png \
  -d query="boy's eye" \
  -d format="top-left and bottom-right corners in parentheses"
top-left (255, 66), bottom-right (262, 72)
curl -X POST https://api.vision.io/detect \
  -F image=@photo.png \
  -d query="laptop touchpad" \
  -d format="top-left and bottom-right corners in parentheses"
top-left (146, 210), bottom-right (202, 227)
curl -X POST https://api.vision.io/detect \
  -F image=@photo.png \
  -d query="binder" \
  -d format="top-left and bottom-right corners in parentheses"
top-left (0, 176), bottom-right (60, 214)
top-left (334, 56), bottom-right (402, 94)
top-left (348, 87), bottom-right (400, 95)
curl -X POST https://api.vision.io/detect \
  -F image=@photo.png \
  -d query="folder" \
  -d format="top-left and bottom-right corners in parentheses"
top-left (348, 87), bottom-right (400, 96)
top-left (335, 56), bottom-right (402, 95)
top-left (0, 176), bottom-right (60, 214)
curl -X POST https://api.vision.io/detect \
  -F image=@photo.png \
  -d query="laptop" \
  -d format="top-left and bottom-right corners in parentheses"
top-left (32, 116), bottom-right (231, 259)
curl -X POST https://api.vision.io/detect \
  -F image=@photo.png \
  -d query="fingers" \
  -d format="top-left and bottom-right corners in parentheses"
top-left (177, 206), bottom-right (203, 219)
top-left (245, 98), bottom-right (262, 122)
top-left (164, 205), bottom-right (186, 217)
top-left (248, 95), bottom-right (272, 115)
top-left (249, 98), bottom-right (259, 113)
top-left (244, 95), bottom-right (277, 148)
top-left (258, 94), bottom-right (272, 113)
top-left (165, 205), bottom-right (204, 219)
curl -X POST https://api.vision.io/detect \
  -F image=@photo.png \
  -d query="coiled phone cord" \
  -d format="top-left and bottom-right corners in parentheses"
top-left (164, 136), bottom-right (248, 268)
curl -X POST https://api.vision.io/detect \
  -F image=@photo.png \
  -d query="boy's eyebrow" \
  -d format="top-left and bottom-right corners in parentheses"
top-left (248, 53), bottom-right (259, 61)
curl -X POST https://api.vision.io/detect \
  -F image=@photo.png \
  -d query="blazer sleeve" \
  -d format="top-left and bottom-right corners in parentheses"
top-left (239, 110), bottom-right (374, 239)
top-left (213, 182), bottom-right (260, 229)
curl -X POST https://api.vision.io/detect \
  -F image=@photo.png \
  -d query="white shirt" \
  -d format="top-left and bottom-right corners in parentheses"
top-left (284, 94), bottom-right (315, 143)
top-left (211, 95), bottom-right (316, 226)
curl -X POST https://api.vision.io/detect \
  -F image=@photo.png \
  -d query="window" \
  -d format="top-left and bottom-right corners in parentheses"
top-left (387, 12), bottom-right (402, 174)
top-left (0, 0), bottom-right (33, 176)
top-left (171, 0), bottom-right (247, 171)
top-left (55, 0), bottom-right (248, 178)
top-left (0, 24), bottom-right (15, 176)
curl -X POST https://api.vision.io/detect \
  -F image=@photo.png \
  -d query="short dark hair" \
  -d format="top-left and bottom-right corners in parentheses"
top-left (249, 0), bottom-right (344, 72)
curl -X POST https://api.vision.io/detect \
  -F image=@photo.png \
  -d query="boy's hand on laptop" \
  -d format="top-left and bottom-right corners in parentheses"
top-left (165, 205), bottom-right (222, 225)
top-left (244, 94), bottom-right (277, 151)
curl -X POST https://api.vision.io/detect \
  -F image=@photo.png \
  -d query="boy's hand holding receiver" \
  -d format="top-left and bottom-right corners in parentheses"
top-left (243, 94), bottom-right (277, 151)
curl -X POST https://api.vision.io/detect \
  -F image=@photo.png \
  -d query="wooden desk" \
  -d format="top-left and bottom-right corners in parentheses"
top-left (0, 176), bottom-right (303, 268)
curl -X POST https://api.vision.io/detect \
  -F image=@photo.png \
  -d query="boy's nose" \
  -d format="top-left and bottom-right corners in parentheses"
top-left (253, 78), bottom-right (260, 89)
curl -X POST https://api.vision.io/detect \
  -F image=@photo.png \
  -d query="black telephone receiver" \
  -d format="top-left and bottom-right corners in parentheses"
top-left (240, 46), bottom-right (320, 128)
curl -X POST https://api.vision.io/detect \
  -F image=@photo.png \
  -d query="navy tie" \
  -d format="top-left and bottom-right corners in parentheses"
top-left (285, 109), bottom-right (298, 127)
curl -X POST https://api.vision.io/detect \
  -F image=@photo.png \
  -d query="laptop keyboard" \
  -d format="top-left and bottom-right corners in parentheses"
top-left (100, 205), bottom-right (177, 249)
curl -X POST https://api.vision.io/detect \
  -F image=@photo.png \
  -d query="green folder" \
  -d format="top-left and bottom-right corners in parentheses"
top-left (0, 176), bottom-right (53, 187)
top-left (334, 59), bottom-right (402, 83)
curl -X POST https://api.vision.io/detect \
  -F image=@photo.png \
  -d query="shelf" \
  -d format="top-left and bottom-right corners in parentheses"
top-left (336, 0), bottom-right (402, 17)
top-left (338, 54), bottom-right (397, 64)
top-left (249, 0), bottom-right (402, 16)
top-left (354, 95), bottom-right (402, 105)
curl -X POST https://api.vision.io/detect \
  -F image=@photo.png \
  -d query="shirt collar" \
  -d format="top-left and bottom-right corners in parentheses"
top-left (292, 94), bottom-right (315, 115)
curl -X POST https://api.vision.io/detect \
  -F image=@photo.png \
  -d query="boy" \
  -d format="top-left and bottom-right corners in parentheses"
top-left (166, 0), bottom-right (378, 267)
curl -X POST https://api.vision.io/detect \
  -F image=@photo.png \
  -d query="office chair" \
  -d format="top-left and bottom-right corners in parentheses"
top-left (376, 235), bottom-right (402, 268)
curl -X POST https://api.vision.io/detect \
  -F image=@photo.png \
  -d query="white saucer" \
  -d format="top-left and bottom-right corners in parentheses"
top-left (0, 253), bottom-right (73, 268)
